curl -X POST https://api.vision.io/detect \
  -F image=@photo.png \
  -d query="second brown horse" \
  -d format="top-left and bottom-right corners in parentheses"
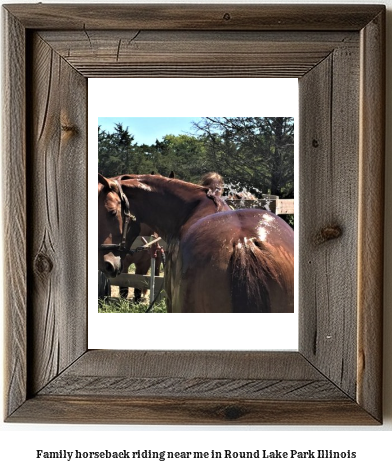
top-left (98, 174), bottom-right (294, 313)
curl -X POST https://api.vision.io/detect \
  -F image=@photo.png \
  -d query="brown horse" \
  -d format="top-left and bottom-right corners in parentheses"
top-left (98, 173), bottom-right (294, 313)
top-left (113, 174), bottom-right (165, 301)
top-left (97, 220), bottom-right (161, 302)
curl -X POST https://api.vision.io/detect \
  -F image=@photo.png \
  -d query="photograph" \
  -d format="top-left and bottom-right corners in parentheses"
top-left (97, 117), bottom-right (295, 314)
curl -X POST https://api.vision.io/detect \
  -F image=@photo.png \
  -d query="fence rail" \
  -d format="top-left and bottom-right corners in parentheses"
top-left (107, 235), bottom-right (165, 304)
top-left (275, 198), bottom-right (295, 215)
top-left (226, 195), bottom-right (295, 215)
top-left (108, 273), bottom-right (165, 304)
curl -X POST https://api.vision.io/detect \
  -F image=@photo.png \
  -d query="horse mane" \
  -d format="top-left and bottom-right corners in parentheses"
top-left (166, 177), bottom-right (229, 212)
top-left (206, 188), bottom-right (230, 212)
top-left (123, 174), bottom-right (230, 213)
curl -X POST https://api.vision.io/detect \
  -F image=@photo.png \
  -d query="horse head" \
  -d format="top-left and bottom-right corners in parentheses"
top-left (98, 173), bottom-right (141, 278)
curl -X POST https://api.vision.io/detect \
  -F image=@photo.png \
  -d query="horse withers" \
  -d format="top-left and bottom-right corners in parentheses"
top-left (98, 173), bottom-right (294, 313)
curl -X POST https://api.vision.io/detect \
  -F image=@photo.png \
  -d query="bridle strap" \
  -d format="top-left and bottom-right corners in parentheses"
top-left (116, 180), bottom-right (133, 251)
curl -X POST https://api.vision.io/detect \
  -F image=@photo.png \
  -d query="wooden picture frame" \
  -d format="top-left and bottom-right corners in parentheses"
top-left (3, 4), bottom-right (385, 424)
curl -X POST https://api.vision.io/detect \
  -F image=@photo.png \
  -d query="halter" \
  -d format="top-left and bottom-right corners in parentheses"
top-left (99, 180), bottom-right (136, 254)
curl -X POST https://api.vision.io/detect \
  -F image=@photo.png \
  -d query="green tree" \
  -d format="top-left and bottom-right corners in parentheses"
top-left (98, 117), bottom-right (294, 200)
top-left (153, 134), bottom-right (207, 182)
top-left (193, 117), bottom-right (294, 198)
top-left (98, 123), bottom-right (135, 176)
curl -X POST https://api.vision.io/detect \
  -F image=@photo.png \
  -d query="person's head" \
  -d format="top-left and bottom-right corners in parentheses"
top-left (200, 172), bottom-right (224, 196)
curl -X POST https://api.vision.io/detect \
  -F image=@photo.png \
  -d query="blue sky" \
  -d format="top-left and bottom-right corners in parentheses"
top-left (98, 117), bottom-right (203, 145)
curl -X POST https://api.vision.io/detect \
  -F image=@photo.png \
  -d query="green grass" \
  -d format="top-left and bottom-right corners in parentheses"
top-left (98, 297), bottom-right (167, 313)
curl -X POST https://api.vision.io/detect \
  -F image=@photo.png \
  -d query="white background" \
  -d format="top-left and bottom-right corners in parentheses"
top-left (89, 78), bottom-right (299, 351)
top-left (1, 1), bottom-right (391, 473)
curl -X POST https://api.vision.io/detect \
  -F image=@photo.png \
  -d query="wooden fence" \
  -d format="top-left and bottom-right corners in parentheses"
top-left (107, 236), bottom-right (166, 304)
top-left (103, 198), bottom-right (294, 303)
top-left (226, 195), bottom-right (295, 215)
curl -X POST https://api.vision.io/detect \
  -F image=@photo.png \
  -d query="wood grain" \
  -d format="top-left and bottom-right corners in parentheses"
top-left (7, 351), bottom-right (379, 424)
top-left (39, 30), bottom-right (358, 78)
top-left (9, 396), bottom-right (378, 425)
top-left (299, 40), bottom-right (360, 399)
top-left (27, 33), bottom-right (87, 395)
top-left (2, 9), bottom-right (27, 419)
top-left (37, 351), bottom-right (347, 400)
top-left (4, 4), bottom-right (384, 31)
top-left (53, 350), bottom-right (326, 379)
top-left (357, 9), bottom-right (385, 422)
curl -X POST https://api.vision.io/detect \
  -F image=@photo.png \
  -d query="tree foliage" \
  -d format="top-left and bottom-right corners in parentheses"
top-left (98, 123), bottom-right (135, 176)
top-left (98, 117), bottom-right (294, 199)
top-left (192, 117), bottom-right (294, 198)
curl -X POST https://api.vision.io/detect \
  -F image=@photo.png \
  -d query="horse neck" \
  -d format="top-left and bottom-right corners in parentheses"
top-left (129, 178), bottom-right (218, 241)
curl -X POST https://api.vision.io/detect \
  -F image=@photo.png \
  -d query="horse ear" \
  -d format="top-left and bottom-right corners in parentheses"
top-left (119, 175), bottom-right (134, 181)
top-left (169, 171), bottom-right (175, 178)
top-left (98, 173), bottom-right (110, 188)
top-left (98, 173), bottom-right (118, 192)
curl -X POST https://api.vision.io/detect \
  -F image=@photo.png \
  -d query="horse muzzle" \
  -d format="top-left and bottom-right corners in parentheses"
top-left (102, 253), bottom-right (123, 278)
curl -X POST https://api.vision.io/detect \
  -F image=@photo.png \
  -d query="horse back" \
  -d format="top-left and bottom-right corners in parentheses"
top-left (179, 209), bottom-right (294, 313)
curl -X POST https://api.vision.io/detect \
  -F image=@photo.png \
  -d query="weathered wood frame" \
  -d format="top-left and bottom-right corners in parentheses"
top-left (3, 4), bottom-right (385, 424)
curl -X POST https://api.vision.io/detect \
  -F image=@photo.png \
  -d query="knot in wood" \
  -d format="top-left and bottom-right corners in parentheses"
top-left (34, 252), bottom-right (53, 274)
top-left (312, 139), bottom-right (319, 148)
top-left (61, 124), bottom-right (78, 134)
top-left (223, 12), bottom-right (231, 21)
top-left (314, 225), bottom-right (342, 245)
top-left (223, 405), bottom-right (244, 420)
